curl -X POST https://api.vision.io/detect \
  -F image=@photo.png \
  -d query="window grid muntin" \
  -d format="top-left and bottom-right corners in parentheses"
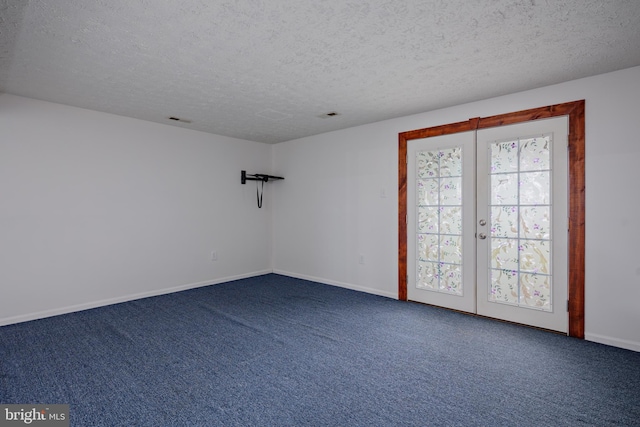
top-left (488, 134), bottom-right (554, 311)
top-left (416, 147), bottom-right (464, 296)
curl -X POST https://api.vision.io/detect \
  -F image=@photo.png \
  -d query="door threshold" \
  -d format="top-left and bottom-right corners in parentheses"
top-left (407, 299), bottom-right (567, 336)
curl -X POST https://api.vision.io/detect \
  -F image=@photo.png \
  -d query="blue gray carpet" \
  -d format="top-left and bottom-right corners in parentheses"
top-left (1, 274), bottom-right (639, 426)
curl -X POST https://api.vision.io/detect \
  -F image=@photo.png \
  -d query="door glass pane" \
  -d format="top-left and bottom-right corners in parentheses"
top-left (520, 136), bottom-right (550, 171)
top-left (417, 261), bottom-right (439, 290)
top-left (440, 177), bottom-right (462, 204)
top-left (519, 240), bottom-right (550, 274)
top-left (415, 147), bottom-right (464, 296)
top-left (520, 172), bottom-right (550, 204)
top-left (441, 263), bottom-right (462, 294)
top-left (490, 141), bottom-right (518, 173)
top-left (418, 207), bottom-right (438, 233)
top-left (440, 147), bottom-right (463, 176)
top-left (417, 151), bottom-right (439, 177)
top-left (417, 233), bottom-right (438, 261)
top-left (490, 269), bottom-right (519, 304)
top-left (520, 273), bottom-right (551, 308)
top-left (440, 235), bottom-right (462, 264)
top-left (417, 179), bottom-right (439, 205)
top-left (491, 206), bottom-right (518, 238)
top-left (491, 174), bottom-right (518, 204)
top-left (488, 134), bottom-right (553, 311)
top-left (491, 238), bottom-right (519, 270)
top-left (520, 206), bottom-right (550, 239)
top-left (441, 206), bottom-right (462, 234)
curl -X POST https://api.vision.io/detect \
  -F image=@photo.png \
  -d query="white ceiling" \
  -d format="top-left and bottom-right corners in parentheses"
top-left (1, 1), bottom-right (639, 144)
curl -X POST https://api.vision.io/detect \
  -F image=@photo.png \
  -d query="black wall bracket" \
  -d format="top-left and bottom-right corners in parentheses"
top-left (241, 170), bottom-right (284, 184)
top-left (241, 170), bottom-right (284, 208)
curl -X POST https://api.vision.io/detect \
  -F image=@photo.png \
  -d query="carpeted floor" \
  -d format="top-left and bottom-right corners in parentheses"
top-left (1, 274), bottom-right (639, 426)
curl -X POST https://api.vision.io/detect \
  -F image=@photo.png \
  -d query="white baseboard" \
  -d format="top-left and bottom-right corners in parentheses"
top-left (0, 269), bottom-right (273, 327)
top-left (272, 269), bottom-right (397, 300)
top-left (585, 332), bottom-right (640, 352)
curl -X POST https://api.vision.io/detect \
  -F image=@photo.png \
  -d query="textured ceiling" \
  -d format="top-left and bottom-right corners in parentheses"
top-left (1, 1), bottom-right (640, 144)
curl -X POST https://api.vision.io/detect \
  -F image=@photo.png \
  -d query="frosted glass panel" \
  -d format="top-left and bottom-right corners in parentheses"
top-left (417, 179), bottom-right (439, 206)
top-left (519, 240), bottom-right (550, 274)
top-left (491, 206), bottom-right (518, 238)
top-left (491, 141), bottom-right (518, 173)
top-left (490, 269), bottom-right (519, 304)
top-left (491, 174), bottom-right (518, 205)
top-left (417, 233), bottom-right (439, 261)
top-left (520, 172), bottom-right (550, 205)
top-left (487, 133), bottom-right (553, 312)
top-left (417, 151), bottom-right (439, 178)
top-left (441, 263), bottom-right (463, 295)
top-left (520, 273), bottom-right (551, 309)
top-left (491, 238), bottom-right (519, 270)
top-left (415, 147), bottom-right (464, 296)
top-left (520, 136), bottom-right (550, 171)
top-left (440, 177), bottom-right (462, 205)
top-left (440, 235), bottom-right (462, 264)
top-left (418, 207), bottom-right (438, 233)
top-left (439, 147), bottom-right (462, 177)
top-left (441, 206), bottom-right (462, 235)
top-left (520, 206), bottom-right (550, 239)
top-left (417, 261), bottom-right (439, 290)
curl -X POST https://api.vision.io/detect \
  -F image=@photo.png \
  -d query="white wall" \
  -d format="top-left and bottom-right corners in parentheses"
top-left (0, 94), bottom-right (273, 325)
top-left (272, 66), bottom-right (640, 352)
top-left (3, 67), bottom-right (639, 352)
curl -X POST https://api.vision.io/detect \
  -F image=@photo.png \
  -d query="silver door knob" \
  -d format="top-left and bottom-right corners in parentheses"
top-left (478, 232), bottom-right (487, 239)
top-left (479, 219), bottom-right (487, 226)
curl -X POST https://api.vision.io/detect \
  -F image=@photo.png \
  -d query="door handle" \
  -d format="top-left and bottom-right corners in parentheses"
top-left (478, 232), bottom-right (487, 239)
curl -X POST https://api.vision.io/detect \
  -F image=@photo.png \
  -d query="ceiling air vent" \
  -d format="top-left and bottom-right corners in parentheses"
top-left (318, 111), bottom-right (340, 119)
top-left (167, 116), bottom-right (192, 124)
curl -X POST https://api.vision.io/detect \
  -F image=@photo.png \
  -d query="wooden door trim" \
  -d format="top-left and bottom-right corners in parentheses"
top-left (398, 100), bottom-right (585, 338)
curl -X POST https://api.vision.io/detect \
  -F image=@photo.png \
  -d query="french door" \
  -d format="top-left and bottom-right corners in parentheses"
top-left (406, 116), bottom-right (568, 333)
top-left (407, 130), bottom-right (477, 313)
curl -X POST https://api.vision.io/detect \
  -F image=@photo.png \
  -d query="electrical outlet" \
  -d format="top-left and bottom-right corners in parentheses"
top-left (211, 251), bottom-right (218, 261)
